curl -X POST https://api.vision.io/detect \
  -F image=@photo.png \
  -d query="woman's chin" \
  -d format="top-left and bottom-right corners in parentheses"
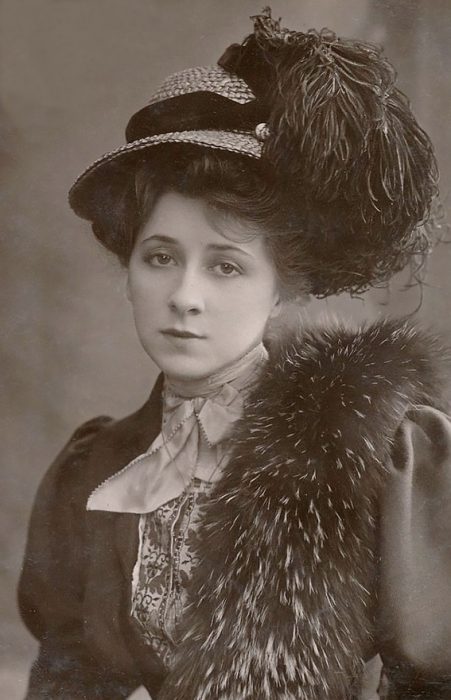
top-left (156, 357), bottom-right (219, 383)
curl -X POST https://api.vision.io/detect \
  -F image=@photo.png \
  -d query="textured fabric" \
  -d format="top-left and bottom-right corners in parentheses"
top-left (131, 478), bottom-right (215, 670)
top-left (18, 319), bottom-right (451, 700)
top-left (69, 129), bottom-right (263, 222)
top-left (68, 60), bottom-right (263, 220)
top-left (87, 342), bottom-right (267, 513)
top-left (148, 65), bottom-right (255, 105)
top-left (125, 343), bottom-right (268, 669)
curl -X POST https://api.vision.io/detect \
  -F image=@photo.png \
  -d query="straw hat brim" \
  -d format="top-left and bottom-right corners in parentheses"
top-left (68, 129), bottom-right (263, 220)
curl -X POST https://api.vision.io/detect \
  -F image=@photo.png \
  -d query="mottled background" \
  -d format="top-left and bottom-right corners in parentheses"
top-left (2, 0), bottom-right (451, 698)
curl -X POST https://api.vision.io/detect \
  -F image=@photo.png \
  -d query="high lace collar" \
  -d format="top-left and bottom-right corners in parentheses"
top-left (164, 341), bottom-right (268, 399)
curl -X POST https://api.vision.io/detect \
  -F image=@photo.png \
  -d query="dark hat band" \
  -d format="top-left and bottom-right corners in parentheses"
top-left (125, 91), bottom-right (267, 143)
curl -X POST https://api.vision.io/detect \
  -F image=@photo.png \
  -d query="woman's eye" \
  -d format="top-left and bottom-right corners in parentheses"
top-left (145, 253), bottom-right (175, 266)
top-left (213, 262), bottom-right (241, 276)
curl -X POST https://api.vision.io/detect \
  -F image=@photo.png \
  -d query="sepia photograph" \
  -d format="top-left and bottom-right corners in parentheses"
top-left (2, 1), bottom-right (451, 698)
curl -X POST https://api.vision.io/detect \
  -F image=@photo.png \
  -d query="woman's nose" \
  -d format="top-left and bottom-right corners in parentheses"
top-left (168, 271), bottom-right (205, 315)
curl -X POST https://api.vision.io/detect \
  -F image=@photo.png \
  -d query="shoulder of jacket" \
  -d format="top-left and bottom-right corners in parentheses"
top-left (27, 416), bottom-right (115, 523)
top-left (70, 415), bottom-right (114, 444)
top-left (62, 415), bottom-right (115, 463)
top-left (36, 417), bottom-right (116, 499)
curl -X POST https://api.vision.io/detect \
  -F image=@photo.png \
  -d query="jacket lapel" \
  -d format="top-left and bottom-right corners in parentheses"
top-left (82, 375), bottom-right (166, 673)
top-left (85, 373), bottom-right (164, 580)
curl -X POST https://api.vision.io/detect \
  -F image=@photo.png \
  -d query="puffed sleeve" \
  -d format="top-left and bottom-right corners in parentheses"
top-left (378, 405), bottom-right (451, 698)
top-left (18, 417), bottom-right (140, 700)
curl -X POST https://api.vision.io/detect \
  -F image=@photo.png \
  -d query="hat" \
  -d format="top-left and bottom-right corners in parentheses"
top-left (69, 8), bottom-right (438, 296)
top-left (69, 63), bottom-right (268, 220)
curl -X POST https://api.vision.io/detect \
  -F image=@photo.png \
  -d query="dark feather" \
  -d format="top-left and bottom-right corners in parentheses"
top-left (219, 8), bottom-right (440, 296)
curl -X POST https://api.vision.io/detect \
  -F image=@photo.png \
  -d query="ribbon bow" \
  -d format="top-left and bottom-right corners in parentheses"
top-left (87, 379), bottom-right (246, 514)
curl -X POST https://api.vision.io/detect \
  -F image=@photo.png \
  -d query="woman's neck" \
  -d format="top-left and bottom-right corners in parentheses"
top-left (164, 342), bottom-right (268, 399)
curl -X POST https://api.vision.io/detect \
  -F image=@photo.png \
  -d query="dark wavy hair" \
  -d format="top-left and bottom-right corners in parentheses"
top-left (88, 142), bottom-right (439, 298)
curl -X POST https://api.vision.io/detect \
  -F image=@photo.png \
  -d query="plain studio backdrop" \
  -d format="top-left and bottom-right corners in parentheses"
top-left (1, 1), bottom-right (451, 698)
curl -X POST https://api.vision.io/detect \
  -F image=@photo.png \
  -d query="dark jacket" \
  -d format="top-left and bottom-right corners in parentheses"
top-left (18, 319), bottom-right (451, 699)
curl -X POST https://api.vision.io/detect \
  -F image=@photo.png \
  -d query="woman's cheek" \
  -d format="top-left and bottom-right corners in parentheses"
top-left (133, 272), bottom-right (167, 308)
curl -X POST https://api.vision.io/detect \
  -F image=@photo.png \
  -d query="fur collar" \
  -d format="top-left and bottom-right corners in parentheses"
top-left (158, 318), bottom-right (450, 700)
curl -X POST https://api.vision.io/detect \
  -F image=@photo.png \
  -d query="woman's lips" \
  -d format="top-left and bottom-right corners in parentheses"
top-left (161, 328), bottom-right (205, 339)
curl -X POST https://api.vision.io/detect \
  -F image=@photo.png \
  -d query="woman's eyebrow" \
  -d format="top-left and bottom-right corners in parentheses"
top-left (141, 234), bottom-right (178, 245)
top-left (206, 243), bottom-right (253, 258)
top-left (141, 236), bottom-right (253, 258)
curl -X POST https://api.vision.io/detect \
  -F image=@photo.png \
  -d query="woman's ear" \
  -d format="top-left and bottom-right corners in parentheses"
top-left (269, 296), bottom-right (282, 320)
top-left (269, 288), bottom-right (311, 320)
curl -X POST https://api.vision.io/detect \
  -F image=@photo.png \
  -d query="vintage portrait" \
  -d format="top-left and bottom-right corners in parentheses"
top-left (2, 1), bottom-right (451, 698)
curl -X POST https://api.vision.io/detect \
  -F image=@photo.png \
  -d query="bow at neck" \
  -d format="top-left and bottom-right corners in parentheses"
top-left (87, 343), bottom-right (268, 514)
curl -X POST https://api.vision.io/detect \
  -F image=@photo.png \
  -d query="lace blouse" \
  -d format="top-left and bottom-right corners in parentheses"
top-left (131, 477), bottom-right (214, 669)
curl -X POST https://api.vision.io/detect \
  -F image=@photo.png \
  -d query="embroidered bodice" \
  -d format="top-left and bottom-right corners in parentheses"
top-left (131, 478), bottom-right (214, 669)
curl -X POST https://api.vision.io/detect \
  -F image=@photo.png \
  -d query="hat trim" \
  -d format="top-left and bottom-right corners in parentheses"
top-left (69, 129), bottom-right (262, 205)
top-left (148, 65), bottom-right (255, 105)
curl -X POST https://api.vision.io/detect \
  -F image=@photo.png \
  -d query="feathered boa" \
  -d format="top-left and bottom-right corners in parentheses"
top-left (158, 318), bottom-right (450, 700)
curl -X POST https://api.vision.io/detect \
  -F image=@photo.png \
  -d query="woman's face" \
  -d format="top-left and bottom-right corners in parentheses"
top-left (127, 190), bottom-right (281, 382)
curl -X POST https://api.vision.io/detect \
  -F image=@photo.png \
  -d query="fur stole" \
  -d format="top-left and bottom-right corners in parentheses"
top-left (158, 318), bottom-right (450, 700)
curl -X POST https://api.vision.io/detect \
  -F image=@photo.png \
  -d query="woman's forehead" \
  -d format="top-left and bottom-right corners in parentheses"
top-left (138, 190), bottom-right (266, 253)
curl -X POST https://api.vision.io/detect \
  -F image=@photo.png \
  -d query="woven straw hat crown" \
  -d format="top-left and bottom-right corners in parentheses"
top-left (69, 63), bottom-right (270, 219)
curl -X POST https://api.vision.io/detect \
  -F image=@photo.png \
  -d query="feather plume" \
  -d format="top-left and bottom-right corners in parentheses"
top-left (220, 8), bottom-right (440, 296)
top-left (250, 10), bottom-right (437, 218)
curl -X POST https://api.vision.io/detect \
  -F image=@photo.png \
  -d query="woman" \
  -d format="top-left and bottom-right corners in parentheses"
top-left (18, 9), bottom-right (451, 700)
